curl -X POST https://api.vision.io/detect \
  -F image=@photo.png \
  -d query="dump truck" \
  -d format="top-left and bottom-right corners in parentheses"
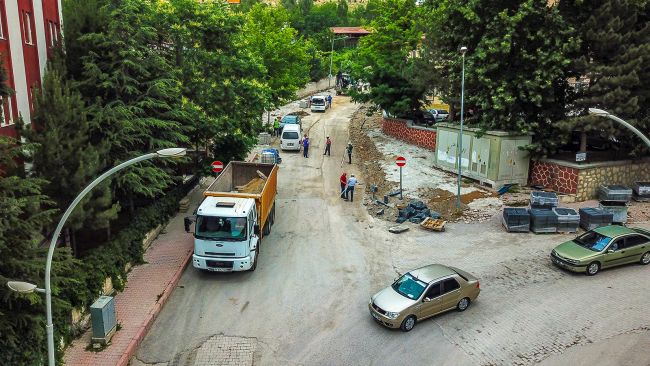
top-left (184, 161), bottom-right (278, 272)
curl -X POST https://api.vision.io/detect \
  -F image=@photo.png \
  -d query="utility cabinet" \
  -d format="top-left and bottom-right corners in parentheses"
top-left (435, 123), bottom-right (532, 188)
top-left (90, 295), bottom-right (117, 345)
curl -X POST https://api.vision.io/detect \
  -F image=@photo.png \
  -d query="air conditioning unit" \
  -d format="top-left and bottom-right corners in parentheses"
top-left (90, 295), bottom-right (117, 345)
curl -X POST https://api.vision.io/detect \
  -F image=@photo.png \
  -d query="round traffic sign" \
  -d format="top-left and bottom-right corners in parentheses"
top-left (396, 156), bottom-right (406, 167)
top-left (211, 160), bottom-right (224, 173)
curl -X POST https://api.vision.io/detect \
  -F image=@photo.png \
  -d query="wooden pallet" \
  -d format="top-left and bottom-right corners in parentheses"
top-left (420, 217), bottom-right (446, 232)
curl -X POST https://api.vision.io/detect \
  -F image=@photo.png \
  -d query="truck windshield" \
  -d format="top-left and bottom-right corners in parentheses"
top-left (195, 216), bottom-right (247, 241)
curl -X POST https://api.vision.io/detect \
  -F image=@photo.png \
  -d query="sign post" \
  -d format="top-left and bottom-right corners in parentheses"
top-left (211, 161), bottom-right (224, 173)
top-left (396, 156), bottom-right (406, 200)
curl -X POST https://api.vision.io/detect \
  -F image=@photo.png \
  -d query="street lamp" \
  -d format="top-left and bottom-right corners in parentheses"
top-left (6, 147), bottom-right (186, 366)
top-left (456, 46), bottom-right (468, 208)
top-left (329, 36), bottom-right (350, 88)
top-left (588, 108), bottom-right (650, 149)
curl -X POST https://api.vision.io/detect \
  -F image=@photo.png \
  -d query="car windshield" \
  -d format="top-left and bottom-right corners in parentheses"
top-left (312, 98), bottom-right (325, 106)
top-left (391, 273), bottom-right (427, 300)
top-left (282, 131), bottom-right (299, 139)
top-left (574, 231), bottom-right (612, 251)
top-left (195, 216), bottom-right (247, 241)
top-left (282, 116), bottom-right (298, 123)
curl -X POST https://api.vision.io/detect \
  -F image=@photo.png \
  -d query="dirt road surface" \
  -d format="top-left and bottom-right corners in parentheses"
top-left (133, 96), bottom-right (650, 366)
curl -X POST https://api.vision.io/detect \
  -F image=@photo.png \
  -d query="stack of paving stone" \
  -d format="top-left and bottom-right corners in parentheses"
top-left (578, 207), bottom-right (613, 230)
top-left (597, 185), bottom-right (632, 224)
top-left (632, 181), bottom-right (650, 202)
top-left (529, 191), bottom-right (559, 233)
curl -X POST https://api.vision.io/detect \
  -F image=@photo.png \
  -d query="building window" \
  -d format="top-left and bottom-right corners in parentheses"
top-left (23, 11), bottom-right (33, 45)
top-left (1, 95), bottom-right (14, 126)
top-left (0, 9), bottom-right (5, 40)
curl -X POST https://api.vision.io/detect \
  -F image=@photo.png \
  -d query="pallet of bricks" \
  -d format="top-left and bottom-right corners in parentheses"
top-left (597, 185), bottom-right (631, 224)
top-left (502, 191), bottom-right (579, 234)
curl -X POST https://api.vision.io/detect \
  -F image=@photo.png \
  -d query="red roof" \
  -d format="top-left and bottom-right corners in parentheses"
top-left (330, 27), bottom-right (371, 36)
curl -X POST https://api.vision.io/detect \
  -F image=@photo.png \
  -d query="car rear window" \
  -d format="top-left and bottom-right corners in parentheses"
top-left (282, 131), bottom-right (299, 139)
top-left (452, 270), bottom-right (468, 282)
top-left (282, 116), bottom-right (298, 123)
top-left (312, 98), bottom-right (325, 106)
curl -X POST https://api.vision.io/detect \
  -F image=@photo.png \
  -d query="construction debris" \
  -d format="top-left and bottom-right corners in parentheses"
top-left (396, 199), bottom-right (441, 224)
top-left (256, 170), bottom-right (268, 180)
top-left (388, 225), bottom-right (409, 234)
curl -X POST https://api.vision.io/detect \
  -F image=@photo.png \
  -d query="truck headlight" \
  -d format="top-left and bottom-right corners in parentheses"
top-left (385, 311), bottom-right (400, 319)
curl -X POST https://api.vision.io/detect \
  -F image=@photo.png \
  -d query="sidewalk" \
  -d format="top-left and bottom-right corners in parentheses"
top-left (63, 180), bottom-right (209, 366)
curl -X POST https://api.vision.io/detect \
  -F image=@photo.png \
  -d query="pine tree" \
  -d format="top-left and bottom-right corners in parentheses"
top-left (75, 0), bottom-right (187, 211)
top-left (24, 48), bottom-right (119, 252)
top-left (559, 0), bottom-right (650, 155)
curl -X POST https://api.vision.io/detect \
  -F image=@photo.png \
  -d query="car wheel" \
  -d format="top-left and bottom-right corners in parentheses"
top-left (263, 221), bottom-right (271, 235)
top-left (400, 315), bottom-right (416, 332)
top-left (586, 262), bottom-right (600, 276)
top-left (457, 297), bottom-right (471, 312)
top-left (640, 251), bottom-right (650, 265)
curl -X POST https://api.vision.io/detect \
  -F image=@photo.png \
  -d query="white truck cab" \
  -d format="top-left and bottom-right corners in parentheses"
top-left (189, 196), bottom-right (260, 272)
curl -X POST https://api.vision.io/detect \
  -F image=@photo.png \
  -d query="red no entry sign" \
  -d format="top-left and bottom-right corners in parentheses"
top-left (396, 156), bottom-right (406, 167)
top-left (211, 161), bottom-right (224, 173)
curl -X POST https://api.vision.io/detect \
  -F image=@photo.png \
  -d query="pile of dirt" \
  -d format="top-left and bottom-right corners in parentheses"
top-left (236, 178), bottom-right (265, 194)
top-left (289, 110), bottom-right (310, 117)
top-left (351, 106), bottom-right (502, 223)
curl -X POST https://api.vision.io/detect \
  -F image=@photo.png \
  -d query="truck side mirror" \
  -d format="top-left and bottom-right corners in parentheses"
top-left (184, 216), bottom-right (195, 233)
top-left (254, 224), bottom-right (260, 236)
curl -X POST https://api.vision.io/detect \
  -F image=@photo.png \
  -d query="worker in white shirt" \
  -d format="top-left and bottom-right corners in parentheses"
top-left (345, 174), bottom-right (358, 202)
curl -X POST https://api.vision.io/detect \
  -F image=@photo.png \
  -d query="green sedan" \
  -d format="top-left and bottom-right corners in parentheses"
top-left (551, 225), bottom-right (650, 276)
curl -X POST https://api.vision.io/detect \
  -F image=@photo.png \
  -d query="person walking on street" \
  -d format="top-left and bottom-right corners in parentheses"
top-left (345, 174), bottom-right (358, 202)
top-left (346, 142), bottom-right (353, 164)
top-left (340, 172), bottom-right (347, 199)
top-left (273, 117), bottom-right (280, 137)
top-left (324, 136), bottom-right (332, 156)
top-left (303, 134), bottom-right (309, 158)
top-left (327, 94), bottom-right (332, 108)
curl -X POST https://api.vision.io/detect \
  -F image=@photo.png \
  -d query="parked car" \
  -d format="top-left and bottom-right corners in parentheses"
top-left (551, 225), bottom-right (650, 276)
top-left (399, 110), bottom-right (436, 126)
top-left (428, 109), bottom-right (449, 122)
top-left (279, 115), bottom-right (302, 130)
top-left (368, 264), bottom-right (480, 332)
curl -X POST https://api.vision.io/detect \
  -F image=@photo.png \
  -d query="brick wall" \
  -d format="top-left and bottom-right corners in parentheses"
top-left (382, 118), bottom-right (437, 151)
top-left (529, 159), bottom-right (650, 201)
top-left (529, 160), bottom-right (579, 194)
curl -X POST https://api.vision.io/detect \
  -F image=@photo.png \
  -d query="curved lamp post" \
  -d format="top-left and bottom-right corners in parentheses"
top-left (6, 147), bottom-right (186, 366)
top-left (588, 108), bottom-right (650, 149)
top-left (456, 46), bottom-right (468, 208)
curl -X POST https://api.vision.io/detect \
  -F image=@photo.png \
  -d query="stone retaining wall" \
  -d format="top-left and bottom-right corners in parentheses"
top-left (529, 158), bottom-right (650, 201)
top-left (382, 118), bottom-right (437, 151)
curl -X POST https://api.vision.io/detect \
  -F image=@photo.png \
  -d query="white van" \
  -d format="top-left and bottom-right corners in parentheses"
top-left (280, 124), bottom-right (301, 151)
top-left (311, 95), bottom-right (327, 112)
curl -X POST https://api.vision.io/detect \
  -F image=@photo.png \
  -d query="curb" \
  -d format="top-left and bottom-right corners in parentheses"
top-left (116, 247), bottom-right (194, 366)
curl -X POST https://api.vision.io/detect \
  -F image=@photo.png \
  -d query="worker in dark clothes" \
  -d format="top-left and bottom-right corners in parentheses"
top-left (324, 136), bottom-right (331, 156)
top-left (346, 142), bottom-right (353, 164)
top-left (302, 135), bottom-right (309, 158)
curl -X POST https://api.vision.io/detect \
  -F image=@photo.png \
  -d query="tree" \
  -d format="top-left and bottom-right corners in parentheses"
top-left (558, 0), bottom-right (650, 155)
top-left (74, 0), bottom-right (187, 211)
top-left (352, 0), bottom-right (425, 116)
top-left (418, 0), bottom-right (576, 154)
top-left (244, 4), bottom-right (311, 111)
top-left (337, 0), bottom-right (349, 22)
top-left (156, 0), bottom-right (268, 165)
top-left (24, 50), bottom-right (119, 252)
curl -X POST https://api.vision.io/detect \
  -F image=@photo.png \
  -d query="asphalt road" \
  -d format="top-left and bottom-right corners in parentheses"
top-left (134, 96), bottom-right (650, 366)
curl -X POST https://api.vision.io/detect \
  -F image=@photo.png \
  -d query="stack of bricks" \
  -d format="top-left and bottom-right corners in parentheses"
top-left (382, 118), bottom-right (437, 151)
